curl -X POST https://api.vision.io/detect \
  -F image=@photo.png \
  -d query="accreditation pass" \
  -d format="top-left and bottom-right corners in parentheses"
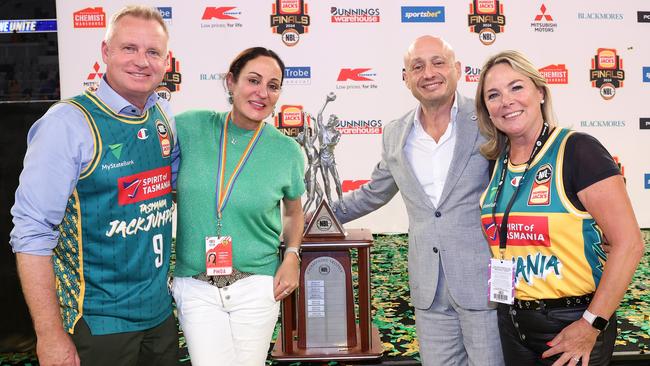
top-left (488, 258), bottom-right (515, 304)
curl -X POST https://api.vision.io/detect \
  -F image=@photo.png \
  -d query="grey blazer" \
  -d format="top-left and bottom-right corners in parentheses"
top-left (335, 94), bottom-right (493, 310)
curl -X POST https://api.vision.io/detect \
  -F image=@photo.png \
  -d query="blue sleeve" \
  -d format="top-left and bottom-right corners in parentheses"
top-left (9, 103), bottom-right (94, 256)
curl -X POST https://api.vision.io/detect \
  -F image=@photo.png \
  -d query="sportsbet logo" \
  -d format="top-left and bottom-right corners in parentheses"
top-left (117, 166), bottom-right (171, 206)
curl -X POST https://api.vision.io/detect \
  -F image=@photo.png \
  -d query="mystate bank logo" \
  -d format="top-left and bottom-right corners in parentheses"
top-left (270, 0), bottom-right (310, 47)
top-left (117, 166), bottom-right (171, 206)
top-left (589, 48), bottom-right (624, 100)
top-left (468, 0), bottom-right (506, 45)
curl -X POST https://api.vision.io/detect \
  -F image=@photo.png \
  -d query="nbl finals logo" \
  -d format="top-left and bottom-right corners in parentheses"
top-left (589, 48), bottom-right (624, 100)
top-left (270, 0), bottom-right (310, 46)
top-left (468, 0), bottom-right (506, 45)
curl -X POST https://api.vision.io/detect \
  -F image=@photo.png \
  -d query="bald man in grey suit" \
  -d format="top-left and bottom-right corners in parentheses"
top-left (333, 36), bottom-right (504, 365)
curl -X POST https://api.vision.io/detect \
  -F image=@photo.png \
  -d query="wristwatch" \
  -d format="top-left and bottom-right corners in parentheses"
top-left (284, 247), bottom-right (301, 263)
top-left (582, 309), bottom-right (609, 331)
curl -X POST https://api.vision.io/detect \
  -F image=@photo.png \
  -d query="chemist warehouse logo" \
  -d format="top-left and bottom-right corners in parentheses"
top-left (117, 166), bottom-right (171, 206)
top-left (73, 7), bottom-right (106, 28)
top-left (336, 118), bottom-right (383, 134)
top-left (539, 64), bottom-right (568, 84)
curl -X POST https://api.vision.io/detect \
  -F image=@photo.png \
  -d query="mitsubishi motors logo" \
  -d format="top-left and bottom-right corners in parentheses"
top-left (535, 4), bottom-right (553, 21)
top-left (83, 62), bottom-right (104, 89)
top-left (531, 4), bottom-right (557, 32)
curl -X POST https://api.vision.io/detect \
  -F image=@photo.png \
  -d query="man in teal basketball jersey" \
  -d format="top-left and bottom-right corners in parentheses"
top-left (10, 6), bottom-right (178, 366)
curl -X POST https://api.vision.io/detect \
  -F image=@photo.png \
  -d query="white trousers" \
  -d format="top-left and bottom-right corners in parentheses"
top-left (172, 275), bottom-right (280, 366)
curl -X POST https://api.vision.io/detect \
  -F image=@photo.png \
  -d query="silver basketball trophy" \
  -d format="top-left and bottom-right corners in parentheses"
top-left (300, 92), bottom-right (346, 237)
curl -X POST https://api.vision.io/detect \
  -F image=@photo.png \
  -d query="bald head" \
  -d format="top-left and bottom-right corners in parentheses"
top-left (404, 36), bottom-right (456, 68)
top-left (402, 35), bottom-right (461, 107)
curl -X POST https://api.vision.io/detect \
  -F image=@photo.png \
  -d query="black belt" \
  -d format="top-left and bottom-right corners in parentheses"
top-left (513, 293), bottom-right (594, 311)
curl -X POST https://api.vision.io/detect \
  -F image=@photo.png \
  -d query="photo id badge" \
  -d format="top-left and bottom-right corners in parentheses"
top-left (488, 258), bottom-right (515, 304)
top-left (205, 236), bottom-right (233, 276)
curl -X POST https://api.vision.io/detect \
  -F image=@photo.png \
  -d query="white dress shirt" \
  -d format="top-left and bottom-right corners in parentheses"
top-left (404, 94), bottom-right (459, 207)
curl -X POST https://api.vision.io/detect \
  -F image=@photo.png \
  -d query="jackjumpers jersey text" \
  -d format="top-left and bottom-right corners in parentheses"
top-left (54, 91), bottom-right (174, 335)
top-left (479, 128), bottom-right (606, 301)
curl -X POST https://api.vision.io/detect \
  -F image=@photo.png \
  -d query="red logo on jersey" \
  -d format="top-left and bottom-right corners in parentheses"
top-left (117, 166), bottom-right (171, 206)
top-left (482, 215), bottom-right (550, 247)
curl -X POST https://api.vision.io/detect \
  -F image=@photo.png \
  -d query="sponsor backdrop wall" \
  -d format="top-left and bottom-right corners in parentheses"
top-left (56, 1), bottom-right (650, 232)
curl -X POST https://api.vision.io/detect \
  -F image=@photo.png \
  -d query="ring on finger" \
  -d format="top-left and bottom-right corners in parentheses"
top-left (572, 356), bottom-right (580, 362)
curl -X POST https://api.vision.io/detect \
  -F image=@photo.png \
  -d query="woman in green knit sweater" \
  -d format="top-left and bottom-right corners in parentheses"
top-left (171, 47), bottom-right (305, 366)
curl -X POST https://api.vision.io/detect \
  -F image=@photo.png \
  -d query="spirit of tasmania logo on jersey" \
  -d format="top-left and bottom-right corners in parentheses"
top-left (117, 166), bottom-right (171, 206)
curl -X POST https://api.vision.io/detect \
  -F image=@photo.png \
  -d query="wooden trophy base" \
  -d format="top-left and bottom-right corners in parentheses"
top-left (271, 326), bottom-right (384, 362)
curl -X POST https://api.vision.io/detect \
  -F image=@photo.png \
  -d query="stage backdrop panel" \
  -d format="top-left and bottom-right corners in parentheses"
top-left (56, 1), bottom-right (650, 232)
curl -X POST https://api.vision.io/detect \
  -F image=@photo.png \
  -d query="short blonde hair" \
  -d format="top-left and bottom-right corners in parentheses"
top-left (475, 50), bottom-right (557, 160)
top-left (104, 5), bottom-right (168, 43)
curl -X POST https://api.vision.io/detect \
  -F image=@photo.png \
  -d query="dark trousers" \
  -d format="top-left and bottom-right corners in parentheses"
top-left (497, 304), bottom-right (616, 366)
top-left (71, 314), bottom-right (179, 366)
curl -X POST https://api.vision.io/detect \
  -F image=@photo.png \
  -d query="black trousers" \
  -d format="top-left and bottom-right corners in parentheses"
top-left (497, 304), bottom-right (616, 366)
top-left (71, 314), bottom-right (179, 366)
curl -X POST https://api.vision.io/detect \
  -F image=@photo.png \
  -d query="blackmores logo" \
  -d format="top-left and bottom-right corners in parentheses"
top-left (73, 7), bottom-right (106, 28)
top-left (275, 105), bottom-right (304, 137)
top-left (468, 0), bottom-right (505, 45)
top-left (531, 4), bottom-right (557, 32)
top-left (539, 64), bottom-right (568, 84)
top-left (331, 7), bottom-right (380, 23)
top-left (156, 52), bottom-right (182, 102)
top-left (270, 0), bottom-right (310, 47)
top-left (589, 48), bottom-right (624, 100)
top-left (640, 118), bottom-right (650, 130)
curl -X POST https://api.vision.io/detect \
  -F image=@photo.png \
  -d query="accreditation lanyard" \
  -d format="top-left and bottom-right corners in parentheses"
top-left (215, 112), bottom-right (265, 236)
top-left (490, 122), bottom-right (550, 259)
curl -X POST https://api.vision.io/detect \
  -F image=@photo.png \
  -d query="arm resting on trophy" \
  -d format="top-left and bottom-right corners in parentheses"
top-left (333, 157), bottom-right (398, 224)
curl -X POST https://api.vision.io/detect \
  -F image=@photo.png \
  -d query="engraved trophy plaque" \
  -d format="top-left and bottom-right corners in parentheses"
top-left (272, 93), bottom-right (383, 362)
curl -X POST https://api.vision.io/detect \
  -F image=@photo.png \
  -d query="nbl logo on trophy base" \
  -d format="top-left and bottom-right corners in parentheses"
top-left (270, 0), bottom-right (310, 47)
top-left (589, 48), bottom-right (624, 100)
top-left (156, 52), bottom-right (182, 102)
top-left (275, 105), bottom-right (304, 137)
top-left (468, 0), bottom-right (505, 45)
